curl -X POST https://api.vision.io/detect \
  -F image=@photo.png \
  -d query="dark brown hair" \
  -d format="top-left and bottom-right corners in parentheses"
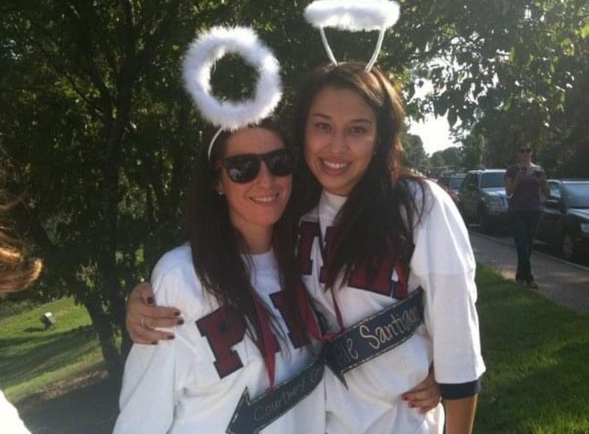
top-left (185, 117), bottom-right (309, 354)
top-left (291, 62), bottom-right (425, 290)
top-left (0, 192), bottom-right (42, 293)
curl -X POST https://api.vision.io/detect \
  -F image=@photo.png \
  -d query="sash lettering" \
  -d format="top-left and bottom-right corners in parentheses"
top-left (226, 358), bottom-right (324, 434)
top-left (324, 288), bottom-right (424, 383)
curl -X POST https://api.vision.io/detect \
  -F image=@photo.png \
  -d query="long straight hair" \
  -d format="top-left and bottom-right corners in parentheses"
top-left (185, 118), bottom-right (310, 354)
top-left (291, 62), bottom-right (425, 290)
top-left (0, 186), bottom-right (42, 293)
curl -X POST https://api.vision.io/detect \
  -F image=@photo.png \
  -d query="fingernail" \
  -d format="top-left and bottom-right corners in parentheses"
top-left (174, 311), bottom-right (181, 317)
top-left (177, 319), bottom-right (184, 325)
top-left (147, 297), bottom-right (155, 305)
top-left (167, 335), bottom-right (175, 340)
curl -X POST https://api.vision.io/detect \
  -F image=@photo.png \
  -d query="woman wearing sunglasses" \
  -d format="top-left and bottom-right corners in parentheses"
top-left (113, 118), bottom-right (327, 434)
top-left (505, 145), bottom-right (550, 288)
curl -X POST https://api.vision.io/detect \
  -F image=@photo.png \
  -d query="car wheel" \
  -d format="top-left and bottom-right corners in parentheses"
top-left (561, 233), bottom-right (577, 261)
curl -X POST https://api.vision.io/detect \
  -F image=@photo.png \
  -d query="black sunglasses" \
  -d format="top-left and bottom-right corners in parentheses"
top-left (215, 148), bottom-right (297, 184)
top-left (518, 148), bottom-right (532, 153)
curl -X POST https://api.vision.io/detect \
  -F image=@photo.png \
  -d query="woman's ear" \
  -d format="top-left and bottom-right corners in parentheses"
top-left (215, 181), bottom-right (224, 196)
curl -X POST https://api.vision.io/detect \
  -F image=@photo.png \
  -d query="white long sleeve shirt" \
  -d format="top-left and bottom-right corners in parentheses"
top-left (113, 246), bottom-right (325, 434)
top-left (297, 181), bottom-right (486, 434)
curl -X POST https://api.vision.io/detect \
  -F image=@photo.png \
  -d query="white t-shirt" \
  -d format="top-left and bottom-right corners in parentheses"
top-left (113, 245), bottom-right (325, 434)
top-left (297, 180), bottom-right (486, 434)
top-left (0, 390), bottom-right (32, 434)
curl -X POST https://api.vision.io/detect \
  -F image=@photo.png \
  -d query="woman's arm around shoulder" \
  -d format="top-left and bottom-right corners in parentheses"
top-left (126, 247), bottom-right (199, 344)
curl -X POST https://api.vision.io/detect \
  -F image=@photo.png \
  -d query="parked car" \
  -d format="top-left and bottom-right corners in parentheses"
top-left (536, 179), bottom-right (589, 261)
top-left (437, 173), bottom-right (466, 204)
top-left (458, 169), bottom-right (508, 233)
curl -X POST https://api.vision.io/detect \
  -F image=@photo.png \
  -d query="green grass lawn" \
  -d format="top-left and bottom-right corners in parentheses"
top-left (474, 266), bottom-right (589, 434)
top-left (0, 297), bottom-right (104, 402)
top-left (1, 267), bottom-right (588, 434)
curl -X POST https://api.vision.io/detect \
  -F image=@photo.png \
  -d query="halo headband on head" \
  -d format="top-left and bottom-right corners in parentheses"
top-left (182, 26), bottom-right (283, 160)
top-left (304, 0), bottom-right (400, 71)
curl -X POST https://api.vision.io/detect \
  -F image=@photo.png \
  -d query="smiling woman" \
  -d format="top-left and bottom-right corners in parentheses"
top-left (215, 127), bottom-right (294, 252)
top-left (113, 118), bottom-right (326, 434)
top-left (112, 25), bottom-right (327, 434)
top-left (304, 86), bottom-right (378, 196)
top-left (288, 60), bottom-right (484, 434)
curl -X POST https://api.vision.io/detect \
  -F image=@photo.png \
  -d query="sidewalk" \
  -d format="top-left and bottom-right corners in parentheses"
top-left (469, 231), bottom-right (589, 315)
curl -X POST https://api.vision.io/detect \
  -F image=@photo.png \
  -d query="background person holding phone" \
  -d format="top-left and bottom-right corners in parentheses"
top-left (505, 144), bottom-right (550, 288)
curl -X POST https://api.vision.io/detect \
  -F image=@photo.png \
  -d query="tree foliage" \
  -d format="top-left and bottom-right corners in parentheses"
top-left (402, 133), bottom-right (429, 173)
top-left (421, 0), bottom-right (588, 173)
top-left (1, 0), bottom-right (224, 375)
top-left (430, 147), bottom-right (463, 173)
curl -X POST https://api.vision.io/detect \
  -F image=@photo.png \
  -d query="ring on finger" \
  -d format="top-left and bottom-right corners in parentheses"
top-left (142, 317), bottom-right (154, 330)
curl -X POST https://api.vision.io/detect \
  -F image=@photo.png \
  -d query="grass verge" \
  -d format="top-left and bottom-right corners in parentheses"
top-left (475, 265), bottom-right (589, 434)
top-left (0, 297), bottom-right (104, 403)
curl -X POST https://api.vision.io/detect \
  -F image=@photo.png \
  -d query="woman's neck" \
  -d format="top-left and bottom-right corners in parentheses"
top-left (241, 228), bottom-right (273, 254)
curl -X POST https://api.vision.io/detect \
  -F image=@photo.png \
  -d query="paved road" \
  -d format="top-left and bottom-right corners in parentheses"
top-left (469, 231), bottom-right (589, 315)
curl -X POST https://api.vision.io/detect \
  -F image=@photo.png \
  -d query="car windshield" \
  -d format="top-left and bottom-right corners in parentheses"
top-left (449, 176), bottom-right (465, 189)
top-left (565, 183), bottom-right (589, 208)
top-left (481, 172), bottom-right (505, 188)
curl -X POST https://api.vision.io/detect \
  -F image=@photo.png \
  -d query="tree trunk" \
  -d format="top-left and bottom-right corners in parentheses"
top-left (83, 294), bottom-right (122, 378)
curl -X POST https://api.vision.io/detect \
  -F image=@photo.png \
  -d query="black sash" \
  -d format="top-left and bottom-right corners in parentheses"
top-left (226, 357), bottom-right (324, 434)
top-left (324, 287), bottom-right (424, 384)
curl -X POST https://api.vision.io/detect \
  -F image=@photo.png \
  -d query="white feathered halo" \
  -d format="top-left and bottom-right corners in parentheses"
top-left (305, 0), bottom-right (400, 31)
top-left (304, 0), bottom-right (401, 70)
top-left (182, 26), bottom-right (282, 158)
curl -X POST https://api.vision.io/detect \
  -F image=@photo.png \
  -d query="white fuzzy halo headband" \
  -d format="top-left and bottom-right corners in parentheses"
top-left (304, 0), bottom-right (400, 70)
top-left (182, 26), bottom-right (283, 159)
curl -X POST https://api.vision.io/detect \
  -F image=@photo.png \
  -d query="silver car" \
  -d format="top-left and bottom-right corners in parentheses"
top-left (458, 169), bottom-right (509, 234)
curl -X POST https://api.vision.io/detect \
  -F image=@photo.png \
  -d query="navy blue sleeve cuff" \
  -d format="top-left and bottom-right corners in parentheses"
top-left (439, 378), bottom-right (481, 400)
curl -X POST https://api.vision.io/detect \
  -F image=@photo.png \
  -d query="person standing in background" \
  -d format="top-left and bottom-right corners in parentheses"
top-left (505, 144), bottom-right (550, 288)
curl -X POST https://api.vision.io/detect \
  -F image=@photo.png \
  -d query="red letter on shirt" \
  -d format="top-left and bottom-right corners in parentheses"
top-left (196, 306), bottom-right (246, 378)
top-left (297, 221), bottom-right (322, 275)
